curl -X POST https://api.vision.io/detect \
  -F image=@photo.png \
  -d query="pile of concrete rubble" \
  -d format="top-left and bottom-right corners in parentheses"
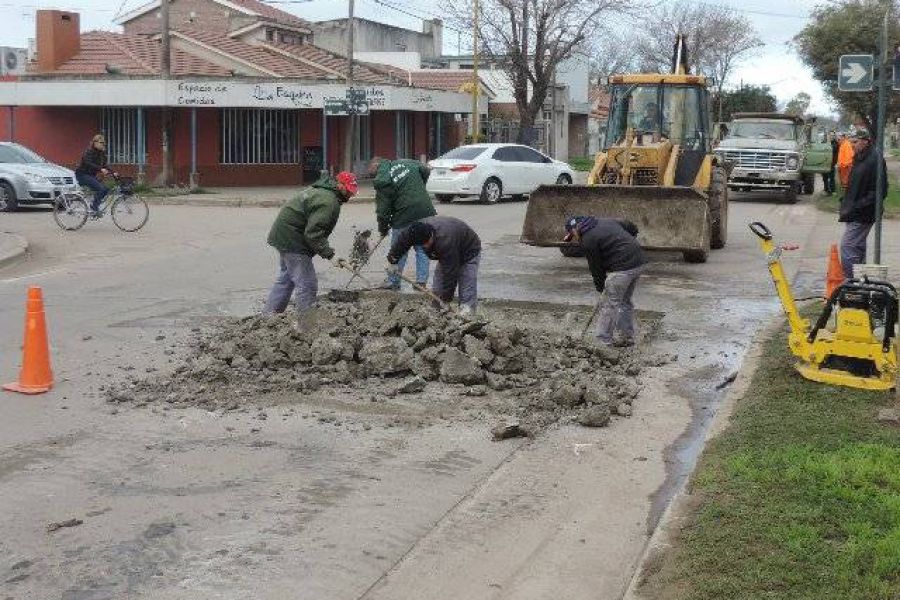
top-left (107, 295), bottom-right (655, 432)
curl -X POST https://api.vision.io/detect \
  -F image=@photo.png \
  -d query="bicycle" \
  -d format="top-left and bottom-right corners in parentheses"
top-left (54, 176), bottom-right (149, 232)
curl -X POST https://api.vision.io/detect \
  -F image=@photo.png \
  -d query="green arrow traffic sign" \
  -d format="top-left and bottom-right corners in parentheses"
top-left (838, 54), bottom-right (874, 92)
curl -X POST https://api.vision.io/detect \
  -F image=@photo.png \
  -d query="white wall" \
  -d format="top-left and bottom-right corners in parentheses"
top-left (355, 51), bottom-right (421, 71)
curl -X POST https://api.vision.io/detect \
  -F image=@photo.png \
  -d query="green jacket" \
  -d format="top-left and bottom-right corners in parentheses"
top-left (374, 159), bottom-right (436, 234)
top-left (267, 176), bottom-right (342, 259)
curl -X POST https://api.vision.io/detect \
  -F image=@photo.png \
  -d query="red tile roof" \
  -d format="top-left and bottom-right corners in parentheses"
top-left (36, 31), bottom-right (230, 76)
top-left (227, 0), bottom-right (312, 30)
top-left (268, 41), bottom-right (397, 84)
top-left (408, 70), bottom-right (495, 95)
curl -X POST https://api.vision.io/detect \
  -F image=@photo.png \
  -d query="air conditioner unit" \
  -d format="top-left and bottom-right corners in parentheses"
top-left (0, 47), bottom-right (28, 76)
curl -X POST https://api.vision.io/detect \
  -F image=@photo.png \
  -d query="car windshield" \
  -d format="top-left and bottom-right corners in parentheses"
top-left (440, 147), bottom-right (487, 160)
top-left (0, 144), bottom-right (46, 163)
top-left (727, 121), bottom-right (796, 140)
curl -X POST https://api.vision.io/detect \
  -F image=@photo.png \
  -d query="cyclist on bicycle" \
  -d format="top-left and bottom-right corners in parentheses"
top-left (75, 134), bottom-right (116, 216)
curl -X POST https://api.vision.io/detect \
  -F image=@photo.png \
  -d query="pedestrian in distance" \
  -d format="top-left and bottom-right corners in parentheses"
top-left (369, 156), bottom-right (437, 291)
top-left (263, 171), bottom-right (358, 315)
top-left (386, 216), bottom-right (481, 314)
top-left (822, 130), bottom-right (838, 196)
top-left (75, 134), bottom-right (116, 216)
top-left (837, 132), bottom-right (855, 191)
top-left (839, 130), bottom-right (887, 280)
top-left (563, 216), bottom-right (646, 347)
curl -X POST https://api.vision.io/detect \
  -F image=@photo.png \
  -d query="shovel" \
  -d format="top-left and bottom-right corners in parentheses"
top-left (344, 234), bottom-right (387, 289)
top-left (581, 296), bottom-right (603, 339)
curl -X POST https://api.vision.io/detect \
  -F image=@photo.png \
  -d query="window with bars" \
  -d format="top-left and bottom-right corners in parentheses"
top-left (354, 115), bottom-right (372, 163)
top-left (100, 108), bottom-right (145, 164)
top-left (220, 109), bottom-right (300, 165)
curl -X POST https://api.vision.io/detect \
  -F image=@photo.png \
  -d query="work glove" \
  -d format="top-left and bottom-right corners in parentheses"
top-left (331, 257), bottom-right (349, 269)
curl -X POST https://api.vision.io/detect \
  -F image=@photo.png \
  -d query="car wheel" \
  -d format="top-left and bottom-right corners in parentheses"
top-left (0, 181), bottom-right (18, 212)
top-left (556, 173), bottom-right (572, 185)
top-left (480, 178), bottom-right (502, 204)
top-left (436, 194), bottom-right (454, 204)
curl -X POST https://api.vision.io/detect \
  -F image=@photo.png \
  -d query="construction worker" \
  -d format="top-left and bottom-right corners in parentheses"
top-left (822, 130), bottom-right (838, 196)
top-left (386, 216), bottom-right (481, 313)
top-left (839, 130), bottom-right (887, 279)
top-left (263, 171), bottom-right (358, 314)
top-left (563, 216), bottom-right (646, 347)
top-left (837, 132), bottom-right (855, 190)
top-left (369, 156), bottom-right (437, 290)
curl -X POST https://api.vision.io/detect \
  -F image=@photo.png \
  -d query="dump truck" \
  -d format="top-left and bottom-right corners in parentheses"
top-left (521, 37), bottom-right (727, 263)
top-left (715, 113), bottom-right (826, 203)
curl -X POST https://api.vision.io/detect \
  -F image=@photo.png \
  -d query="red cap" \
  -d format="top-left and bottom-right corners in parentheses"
top-left (336, 171), bottom-right (359, 195)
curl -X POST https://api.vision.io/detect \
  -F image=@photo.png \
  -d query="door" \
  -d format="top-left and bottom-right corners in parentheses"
top-left (514, 145), bottom-right (555, 191)
top-left (490, 146), bottom-right (526, 193)
top-left (803, 130), bottom-right (833, 174)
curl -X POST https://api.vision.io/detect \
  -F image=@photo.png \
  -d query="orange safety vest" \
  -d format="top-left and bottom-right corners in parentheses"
top-left (837, 139), bottom-right (855, 189)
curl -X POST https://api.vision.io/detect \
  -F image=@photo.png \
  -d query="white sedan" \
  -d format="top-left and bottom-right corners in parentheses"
top-left (426, 143), bottom-right (575, 204)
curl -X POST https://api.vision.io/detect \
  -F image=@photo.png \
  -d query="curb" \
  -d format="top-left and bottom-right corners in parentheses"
top-left (144, 195), bottom-right (377, 208)
top-left (621, 315), bottom-right (782, 600)
top-left (0, 232), bottom-right (28, 269)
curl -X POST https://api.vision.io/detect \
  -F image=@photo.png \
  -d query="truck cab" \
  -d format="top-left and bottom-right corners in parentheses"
top-left (715, 113), bottom-right (813, 203)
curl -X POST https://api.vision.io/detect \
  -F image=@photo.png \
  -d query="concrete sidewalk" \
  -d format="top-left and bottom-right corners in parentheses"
top-left (0, 231), bottom-right (27, 268)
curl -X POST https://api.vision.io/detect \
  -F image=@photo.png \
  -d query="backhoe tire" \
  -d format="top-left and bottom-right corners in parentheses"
top-left (710, 166), bottom-right (728, 250)
top-left (683, 249), bottom-right (709, 263)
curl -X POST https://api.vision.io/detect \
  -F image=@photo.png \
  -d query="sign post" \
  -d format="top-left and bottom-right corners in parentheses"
top-left (874, 12), bottom-right (888, 263)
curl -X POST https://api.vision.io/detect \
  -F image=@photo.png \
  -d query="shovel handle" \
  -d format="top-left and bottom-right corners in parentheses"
top-left (344, 234), bottom-right (388, 289)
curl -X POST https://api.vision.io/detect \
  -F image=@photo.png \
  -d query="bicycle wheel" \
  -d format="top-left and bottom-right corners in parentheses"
top-left (111, 194), bottom-right (149, 232)
top-left (53, 194), bottom-right (89, 231)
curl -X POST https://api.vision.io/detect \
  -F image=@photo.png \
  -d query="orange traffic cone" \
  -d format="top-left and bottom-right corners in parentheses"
top-left (4, 286), bottom-right (53, 394)
top-left (825, 244), bottom-right (844, 301)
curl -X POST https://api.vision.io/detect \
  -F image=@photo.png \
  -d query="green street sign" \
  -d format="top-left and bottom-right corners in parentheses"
top-left (347, 87), bottom-right (367, 103)
top-left (838, 54), bottom-right (874, 92)
top-left (324, 98), bottom-right (349, 115)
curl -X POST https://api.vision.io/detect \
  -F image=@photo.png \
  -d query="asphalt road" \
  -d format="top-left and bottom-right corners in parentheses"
top-left (0, 193), bottom-right (888, 599)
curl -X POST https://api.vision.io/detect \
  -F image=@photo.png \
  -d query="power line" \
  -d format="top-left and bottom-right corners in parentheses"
top-left (366, 0), bottom-right (466, 34)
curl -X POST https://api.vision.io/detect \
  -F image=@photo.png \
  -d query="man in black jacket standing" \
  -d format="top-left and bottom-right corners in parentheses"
top-left (564, 216), bottom-right (646, 347)
top-left (386, 216), bottom-right (481, 313)
top-left (839, 130), bottom-right (887, 279)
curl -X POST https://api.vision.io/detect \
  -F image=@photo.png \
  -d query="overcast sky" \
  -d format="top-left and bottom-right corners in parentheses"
top-left (0, 0), bottom-right (834, 114)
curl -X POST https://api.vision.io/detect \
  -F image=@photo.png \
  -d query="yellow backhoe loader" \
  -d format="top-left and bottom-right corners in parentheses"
top-left (521, 36), bottom-right (728, 263)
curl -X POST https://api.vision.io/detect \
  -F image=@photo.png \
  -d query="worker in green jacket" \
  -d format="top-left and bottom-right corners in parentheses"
top-left (264, 172), bottom-right (358, 314)
top-left (369, 156), bottom-right (437, 290)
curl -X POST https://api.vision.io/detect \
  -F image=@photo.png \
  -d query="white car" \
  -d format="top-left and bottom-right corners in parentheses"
top-left (426, 143), bottom-right (574, 204)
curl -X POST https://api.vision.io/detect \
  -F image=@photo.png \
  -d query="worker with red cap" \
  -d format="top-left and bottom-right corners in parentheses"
top-left (264, 171), bottom-right (358, 314)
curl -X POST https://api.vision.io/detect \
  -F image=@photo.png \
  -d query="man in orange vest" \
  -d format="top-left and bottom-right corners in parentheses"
top-left (837, 132), bottom-right (855, 190)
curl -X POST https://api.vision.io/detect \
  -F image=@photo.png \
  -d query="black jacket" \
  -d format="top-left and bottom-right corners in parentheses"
top-left (831, 139), bottom-right (839, 167)
top-left (388, 216), bottom-right (481, 300)
top-left (839, 145), bottom-right (887, 224)
top-left (579, 219), bottom-right (645, 292)
top-left (75, 147), bottom-right (108, 177)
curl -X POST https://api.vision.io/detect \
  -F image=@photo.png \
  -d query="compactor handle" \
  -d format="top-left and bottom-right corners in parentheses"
top-left (749, 221), bottom-right (772, 240)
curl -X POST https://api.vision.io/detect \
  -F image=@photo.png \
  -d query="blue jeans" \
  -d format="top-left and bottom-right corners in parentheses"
top-left (388, 226), bottom-right (430, 287)
top-left (76, 173), bottom-right (109, 211)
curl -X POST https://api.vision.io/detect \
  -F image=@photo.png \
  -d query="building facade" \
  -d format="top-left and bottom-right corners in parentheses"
top-left (0, 2), bottom-right (484, 187)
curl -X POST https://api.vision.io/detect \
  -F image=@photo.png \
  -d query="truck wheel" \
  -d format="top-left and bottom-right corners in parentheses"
top-left (801, 174), bottom-right (815, 195)
top-left (710, 166), bottom-right (728, 250)
top-left (783, 185), bottom-right (799, 204)
top-left (683, 249), bottom-right (709, 263)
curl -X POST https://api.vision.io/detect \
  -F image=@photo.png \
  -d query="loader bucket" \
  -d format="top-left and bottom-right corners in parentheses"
top-left (520, 184), bottom-right (710, 252)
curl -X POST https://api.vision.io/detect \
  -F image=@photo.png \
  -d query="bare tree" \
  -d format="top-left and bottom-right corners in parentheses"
top-left (446, 0), bottom-right (644, 142)
top-left (633, 4), bottom-right (762, 87)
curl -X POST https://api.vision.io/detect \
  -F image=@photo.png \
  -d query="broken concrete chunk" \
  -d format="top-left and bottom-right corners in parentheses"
top-left (310, 336), bottom-right (345, 366)
top-left (615, 402), bottom-right (633, 417)
top-left (395, 376), bottom-right (427, 394)
top-left (463, 334), bottom-right (494, 366)
top-left (579, 405), bottom-right (611, 427)
top-left (491, 422), bottom-right (527, 441)
top-left (360, 338), bottom-right (414, 376)
top-left (439, 347), bottom-right (486, 385)
top-left (551, 384), bottom-right (584, 408)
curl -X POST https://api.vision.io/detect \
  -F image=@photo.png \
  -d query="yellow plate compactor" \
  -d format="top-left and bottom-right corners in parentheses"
top-left (750, 221), bottom-right (899, 390)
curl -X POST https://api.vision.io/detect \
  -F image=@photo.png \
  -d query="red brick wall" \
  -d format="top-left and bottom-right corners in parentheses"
top-left (35, 11), bottom-right (80, 72)
top-left (123, 0), bottom-right (235, 35)
top-left (0, 106), bottom-right (97, 168)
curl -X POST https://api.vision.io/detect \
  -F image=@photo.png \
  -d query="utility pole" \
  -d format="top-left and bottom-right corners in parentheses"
top-left (160, 0), bottom-right (171, 186)
top-left (470, 0), bottom-right (479, 142)
top-left (342, 0), bottom-right (356, 172)
top-left (874, 8), bottom-right (889, 263)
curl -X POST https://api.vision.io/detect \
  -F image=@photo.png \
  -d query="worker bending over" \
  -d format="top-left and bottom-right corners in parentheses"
top-left (564, 216), bottom-right (646, 347)
top-left (387, 216), bottom-right (481, 314)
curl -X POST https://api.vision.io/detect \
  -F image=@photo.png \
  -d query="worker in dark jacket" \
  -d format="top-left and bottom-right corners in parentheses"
top-left (823, 130), bottom-right (838, 195)
top-left (839, 131), bottom-right (887, 279)
top-left (564, 216), bottom-right (646, 347)
top-left (264, 172), bottom-right (357, 314)
top-left (74, 134), bottom-right (114, 215)
top-left (387, 216), bottom-right (481, 313)
top-left (369, 156), bottom-right (437, 290)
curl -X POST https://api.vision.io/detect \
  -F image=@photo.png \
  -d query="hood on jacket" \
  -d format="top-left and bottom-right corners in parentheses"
top-left (311, 174), bottom-right (351, 202)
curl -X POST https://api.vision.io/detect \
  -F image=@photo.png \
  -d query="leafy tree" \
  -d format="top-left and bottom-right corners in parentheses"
top-left (446, 0), bottom-right (644, 142)
top-left (718, 84), bottom-right (778, 121)
top-left (784, 92), bottom-right (812, 116)
top-left (794, 0), bottom-right (899, 132)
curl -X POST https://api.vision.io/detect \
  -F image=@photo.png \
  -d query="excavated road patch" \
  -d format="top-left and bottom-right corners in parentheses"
top-left (105, 295), bottom-right (670, 433)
